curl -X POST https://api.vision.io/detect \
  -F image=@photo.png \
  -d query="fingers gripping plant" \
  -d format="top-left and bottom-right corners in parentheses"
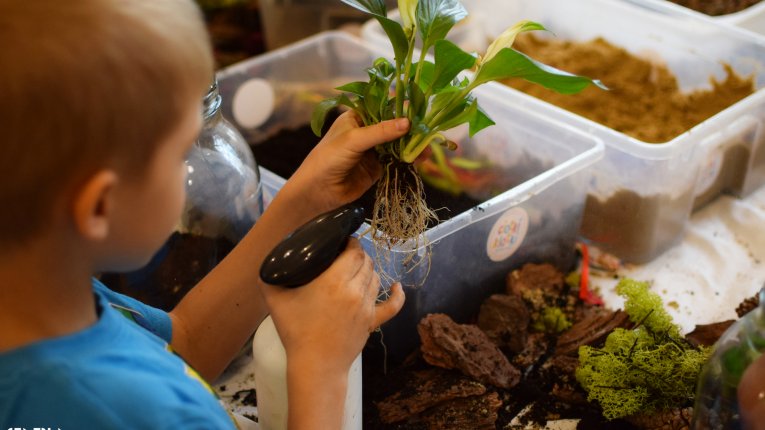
top-left (312, 0), bottom-right (604, 250)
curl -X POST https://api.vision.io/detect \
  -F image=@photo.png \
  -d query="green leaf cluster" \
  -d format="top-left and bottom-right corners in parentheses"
top-left (312, 0), bottom-right (605, 164)
top-left (575, 279), bottom-right (711, 420)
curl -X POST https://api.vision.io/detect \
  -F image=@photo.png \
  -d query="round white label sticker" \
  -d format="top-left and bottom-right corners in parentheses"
top-left (486, 207), bottom-right (529, 262)
top-left (232, 78), bottom-right (275, 129)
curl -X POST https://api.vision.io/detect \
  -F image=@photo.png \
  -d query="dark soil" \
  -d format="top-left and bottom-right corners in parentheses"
top-left (693, 144), bottom-right (750, 210)
top-left (667, 0), bottom-right (762, 15)
top-left (579, 188), bottom-right (694, 264)
top-left (100, 232), bottom-right (235, 311)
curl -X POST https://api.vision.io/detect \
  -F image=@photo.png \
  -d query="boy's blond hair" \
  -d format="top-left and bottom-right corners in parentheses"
top-left (0, 0), bottom-right (214, 246)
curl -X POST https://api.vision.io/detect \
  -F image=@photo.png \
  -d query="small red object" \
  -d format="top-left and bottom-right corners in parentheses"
top-left (578, 243), bottom-right (603, 305)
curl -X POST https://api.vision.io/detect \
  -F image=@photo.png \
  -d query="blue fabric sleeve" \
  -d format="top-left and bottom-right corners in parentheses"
top-left (92, 277), bottom-right (173, 343)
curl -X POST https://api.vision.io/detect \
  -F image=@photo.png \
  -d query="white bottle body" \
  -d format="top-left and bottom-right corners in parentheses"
top-left (252, 315), bottom-right (362, 430)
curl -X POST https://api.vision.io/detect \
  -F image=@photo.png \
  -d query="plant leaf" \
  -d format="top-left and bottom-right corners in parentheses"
top-left (414, 60), bottom-right (435, 92)
top-left (341, 0), bottom-right (387, 17)
top-left (375, 16), bottom-right (410, 64)
top-left (474, 47), bottom-right (606, 94)
top-left (407, 78), bottom-right (427, 121)
top-left (399, 0), bottom-right (418, 36)
top-left (336, 81), bottom-right (368, 97)
top-left (311, 97), bottom-right (339, 136)
top-left (429, 86), bottom-right (461, 116)
top-left (468, 102), bottom-right (494, 136)
top-left (368, 57), bottom-right (396, 80)
top-left (417, 0), bottom-right (468, 50)
top-left (482, 20), bottom-right (546, 64)
top-left (437, 98), bottom-right (477, 131)
top-left (432, 39), bottom-right (476, 92)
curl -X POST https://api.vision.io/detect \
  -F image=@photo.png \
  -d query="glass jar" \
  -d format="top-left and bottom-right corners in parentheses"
top-left (101, 80), bottom-right (262, 310)
top-left (693, 287), bottom-right (765, 429)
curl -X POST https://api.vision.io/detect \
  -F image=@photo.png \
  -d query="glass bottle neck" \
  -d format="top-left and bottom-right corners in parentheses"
top-left (202, 80), bottom-right (222, 122)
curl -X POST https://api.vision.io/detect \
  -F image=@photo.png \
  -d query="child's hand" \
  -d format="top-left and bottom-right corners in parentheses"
top-left (289, 112), bottom-right (410, 214)
top-left (262, 238), bottom-right (404, 373)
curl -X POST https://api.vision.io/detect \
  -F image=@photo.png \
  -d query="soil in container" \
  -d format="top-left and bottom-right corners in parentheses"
top-left (100, 232), bottom-right (235, 311)
top-left (507, 34), bottom-right (754, 144)
top-left (504, 34), bottom-right (754, 262)
top-left (579, 189), bottom-right (694, 263)
top-left (693, 144), bottom-right (751, 210)
top-left (667, 0), bottom-right (763, 15)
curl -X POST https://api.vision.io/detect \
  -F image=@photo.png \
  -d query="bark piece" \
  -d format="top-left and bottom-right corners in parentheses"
top-left (513, 332), bottom-right (551, 370)
top-left (555, 308), bottom-right (631, 356)
top-left (420, 391), bottom-right (502, 430)
top-left (685, 320), bottom-right (735, 347)
top-left (737, 294), bottom-right (760, 318)
top-left (626, 407), bottom-right (693, 430)
top-left (375, 368), bottom-right (487, 424)
top-left (418, 313), bottom-right (520, 389)
top-left (506, 263), bottom-right (565, 297)
top-left (477, 294), bottom-right (530, 354)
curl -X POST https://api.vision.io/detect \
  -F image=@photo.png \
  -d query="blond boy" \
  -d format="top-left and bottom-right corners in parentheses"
top-left (0, 0), bottom-right (406, 428)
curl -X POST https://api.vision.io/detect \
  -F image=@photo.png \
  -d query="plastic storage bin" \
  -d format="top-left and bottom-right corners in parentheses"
top-left (651, 0), bottom-right (765, 36)
top-left (216, 31), bottom-right (604, 361)
top-left (258, 0), bottom-right (397, 50)
top-left (363, 0), bottom-right (765, 263)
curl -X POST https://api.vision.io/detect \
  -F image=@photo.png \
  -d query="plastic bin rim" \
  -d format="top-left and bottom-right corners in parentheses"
top-left (497, 84), bottom-right (765, 161)
top-left (630, 0), bottom-right (765, 24)
top-left (216, 31), bottom-right (367, 81)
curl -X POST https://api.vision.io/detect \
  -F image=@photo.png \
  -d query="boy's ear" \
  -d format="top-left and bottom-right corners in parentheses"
top-left (72, 170), bottom-right (118, 241)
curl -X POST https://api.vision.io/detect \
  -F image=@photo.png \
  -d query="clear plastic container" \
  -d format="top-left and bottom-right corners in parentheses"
top-left (217, 31), bottom-right (604, 361)
top-left (363, 0), bottom-right (765, 263)
top-left (693, 288), bottom-right (765, 429)
top-left (651, 0), bottom-right (765, 36)
top-left (258, 0), bottom-right (397, 50)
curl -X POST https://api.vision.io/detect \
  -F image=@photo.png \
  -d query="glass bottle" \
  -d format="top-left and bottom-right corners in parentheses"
top-left (101, 79), bottom-right (262, 310)
top-left (693, 287), bottom-right (765, 429)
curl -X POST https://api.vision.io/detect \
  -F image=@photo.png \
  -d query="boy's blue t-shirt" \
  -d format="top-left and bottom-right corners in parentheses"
top-left (0, 279), bottom-right (237, 430)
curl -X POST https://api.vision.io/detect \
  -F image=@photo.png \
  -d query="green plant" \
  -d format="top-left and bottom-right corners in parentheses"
top-left (575, 279), bottom-right (710, 420)
top-left (312, 0), bottom-right (604, 248)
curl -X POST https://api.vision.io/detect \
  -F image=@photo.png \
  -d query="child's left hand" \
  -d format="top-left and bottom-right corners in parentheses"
top-left (286, 112), bottom-right (410, 214)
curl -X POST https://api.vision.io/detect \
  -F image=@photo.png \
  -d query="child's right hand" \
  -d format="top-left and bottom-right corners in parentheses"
top-left (262, 237), bottom-right (404, 374)
top-left (260, 238), bottom-right (403, 429)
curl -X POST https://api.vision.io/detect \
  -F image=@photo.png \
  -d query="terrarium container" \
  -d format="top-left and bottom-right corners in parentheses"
top-left (693, 288), bottom-right (765, 429)
top-left (654, 0), bottom-right (765, 36)
top-left (258, 0), bottom-right (396, 50)
top-left (216, 31), bottom-right (604, 361)
top-left (363, 0), bottom-right (765, 264)
top-left (100, 81), bottom-right (263, 310)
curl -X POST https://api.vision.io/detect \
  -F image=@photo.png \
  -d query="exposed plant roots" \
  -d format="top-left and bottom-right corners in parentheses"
top-left (370, 158), bottom-right (437, 288)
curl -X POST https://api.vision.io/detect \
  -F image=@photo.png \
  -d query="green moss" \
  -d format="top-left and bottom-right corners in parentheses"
top-left (532, 306), bottom-right (572, 334)
top-left (576, 279), bottom-right (711, 420)
top-left (565, 271), bottom-right (580, 290)
top-left (616, 279), bottom-right (679, 337)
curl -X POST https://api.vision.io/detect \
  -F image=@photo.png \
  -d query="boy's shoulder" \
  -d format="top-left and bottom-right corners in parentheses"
top-left (0, 280), bottom-right (236, 430)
